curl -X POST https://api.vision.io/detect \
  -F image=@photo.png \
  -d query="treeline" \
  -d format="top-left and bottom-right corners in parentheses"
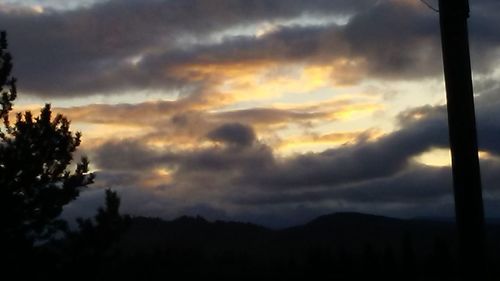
top-left (9, 214), bottom-right (500, 281)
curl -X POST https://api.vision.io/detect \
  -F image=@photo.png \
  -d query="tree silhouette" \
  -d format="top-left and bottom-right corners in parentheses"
top-left (64, 189), bottom-right (131, 280)
top-left (73, 189), bottom-right (131, 253)
top-left (0, 31), bottom-right (94, 249)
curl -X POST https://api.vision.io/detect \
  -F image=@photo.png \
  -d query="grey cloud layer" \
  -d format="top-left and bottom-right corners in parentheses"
top-left (1, 0), bottom-right (374, 95)
top-left (3, 0), bottom-right (499, 96)
top-left (207, 123), bottom-right (256, 147)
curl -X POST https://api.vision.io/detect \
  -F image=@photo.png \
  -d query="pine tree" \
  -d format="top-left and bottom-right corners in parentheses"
top-left (64, 189), bottom-right (131, 280)
top-left (74, 189), bottom-right (131, 253)
top-left (0, 31), bottom-right (94, 248)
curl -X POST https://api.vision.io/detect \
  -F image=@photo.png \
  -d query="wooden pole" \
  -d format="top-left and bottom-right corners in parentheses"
top-left (438, 0), bottom-right (485, 279)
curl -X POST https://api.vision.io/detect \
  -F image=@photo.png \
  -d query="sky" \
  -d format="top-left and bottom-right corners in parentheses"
top-left (2, 0), bottom-right (500, 227)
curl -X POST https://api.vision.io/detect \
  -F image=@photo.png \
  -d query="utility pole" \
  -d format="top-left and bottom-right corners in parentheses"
top-left (438, 0), bottom-right (485, 279)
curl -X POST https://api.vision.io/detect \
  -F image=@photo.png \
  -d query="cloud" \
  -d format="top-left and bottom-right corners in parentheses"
top-left (6, 0), bottom-right (500, 227)
top-left (72, 83), bottom-right (500, 227)
top-left (92, 140), bottom-right (161, 171)
top-left (1, 0), bottom-right (372, 96)
top-left (244, 109), bottom-right (449, 189)
top-left (232, 163), bottom-right (454, 206)
top-left (3, 0), bottom-right (499, 97)
top-left (60, 96), bottom-right (378, 126)
top-left (55, 95), bottom-right (382, 154)
top-left (207, 123), bottom-right (256, 147)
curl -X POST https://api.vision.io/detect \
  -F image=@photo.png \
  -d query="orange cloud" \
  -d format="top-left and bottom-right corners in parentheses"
top-left (276, 129), bottom-right (383, 155)
top-left (141, 168), bottom-right (174, 188)
top-left (170, 59), bottom-right (369, 105)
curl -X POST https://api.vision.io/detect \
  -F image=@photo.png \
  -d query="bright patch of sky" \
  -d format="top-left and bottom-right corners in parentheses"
top-left (413, 148), bottom-right (496, 167)
top-left (413, 148), bottom-right (451, 167)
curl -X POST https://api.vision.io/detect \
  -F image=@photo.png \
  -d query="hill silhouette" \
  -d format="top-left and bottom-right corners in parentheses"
top-left (79, 212), bottom-right (498, 281)
top-left (118, 212), bottom-right (500, 255)
top-left (119, 215), bottom-right (271, 253)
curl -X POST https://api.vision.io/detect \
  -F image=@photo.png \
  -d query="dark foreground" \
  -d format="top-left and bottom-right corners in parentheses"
top-left (6, 212), bottom-right (500, 281)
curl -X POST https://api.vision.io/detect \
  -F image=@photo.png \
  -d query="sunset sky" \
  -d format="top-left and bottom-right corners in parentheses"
top-left (2, 0), bottom-right (500, 227)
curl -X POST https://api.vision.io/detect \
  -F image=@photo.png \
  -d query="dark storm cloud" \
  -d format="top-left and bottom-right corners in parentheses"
top-left (176, 143), bottom-right (274, 175)
top-left (475, 90), bottom-right (500, 156)
top-left (244, 108), bottom-right (449, 189)
top-left (149, 23), bottom-right (347, 65)
top-left (230, 89), bottom-right (500, 206)
top-left (207, 123), bottom-right (256, 147)
top-left (234, 157), bottom-right (500, 222)
top-left (3, 0), bottom-right (499, 96)
top-left (93, 140), bottom-right (161, 171)
top-left (93, 127), bottom-right (274, 173)
top-left (394, 89), bottom-right (500, 157)
top-left (343, 1), bottom-right (441, 79)
top-left (233, 164), bottom-right (454, 205)
top-left (468, 0), bottom-right (500, 72)
top-left (1, 0), bottom-right (375, 96)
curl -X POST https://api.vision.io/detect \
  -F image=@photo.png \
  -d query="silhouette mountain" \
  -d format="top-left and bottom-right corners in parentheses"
top-left (116, 212), bottom-right (500, 256)
top-left (85, 212), bottom-right (496, 281)
top-left (119, 215), bottom-right (270, 253)
top-left (22, 211), bottom-right (500, 281)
